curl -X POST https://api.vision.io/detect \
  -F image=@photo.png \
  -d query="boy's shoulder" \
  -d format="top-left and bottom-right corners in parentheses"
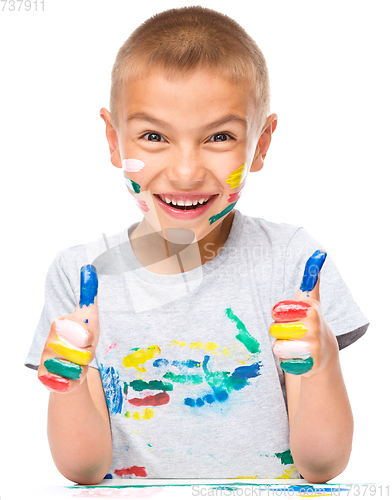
top-left (237, 210), bottom-right (308, 248)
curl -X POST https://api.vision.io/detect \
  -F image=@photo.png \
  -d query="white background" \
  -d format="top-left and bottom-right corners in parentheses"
top-left (1, 0), bottom-right (391, 496)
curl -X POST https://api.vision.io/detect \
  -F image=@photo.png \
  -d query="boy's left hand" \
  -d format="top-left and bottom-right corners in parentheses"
top-left (270, 250), bottom-right (339, 377)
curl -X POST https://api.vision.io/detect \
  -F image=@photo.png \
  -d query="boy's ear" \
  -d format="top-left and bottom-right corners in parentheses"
top-left (250, 113), bottom-right (278, 173)
top-left (100, 108), bottom-right (122, 169)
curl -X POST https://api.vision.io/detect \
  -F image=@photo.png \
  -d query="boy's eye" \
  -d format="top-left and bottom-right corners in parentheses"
top-left (142, 132), bottom-right (166, 142)
top-left (209, 133), bottom-right (232, 142)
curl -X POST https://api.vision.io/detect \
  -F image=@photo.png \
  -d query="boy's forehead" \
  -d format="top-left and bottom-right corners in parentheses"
top-left (117, 67), bottom-right (259, 130)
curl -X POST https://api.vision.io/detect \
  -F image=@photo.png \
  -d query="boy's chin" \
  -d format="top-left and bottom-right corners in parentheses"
top-left (140, 211), bottom-right (231, 245)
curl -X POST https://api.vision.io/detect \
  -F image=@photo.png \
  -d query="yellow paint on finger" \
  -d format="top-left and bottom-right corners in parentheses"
top-left (225, 163), bottom-right (246, 189)
top-left (123, 345), bottom-right (161, 372)
top-left (270, 323), bottom-right (307, 340)
top-left (48, 339), bottom-right (91, 365)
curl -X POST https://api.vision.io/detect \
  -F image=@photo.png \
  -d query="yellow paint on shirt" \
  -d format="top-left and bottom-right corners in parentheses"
top-left (204, 342), bottom-right (218, 351)
top-left (230, 475), bottom-right (259, 479)
top-left (270, 323), bottom-right (307, 340)
top-left (225, 163), bottom-right (246, 189)
top-left (48, 339), bottom-right (91, 365)
top-left (275, 465), bottom-right (300, 479)
top-left (133, 411), bottom-right (141, 420)
top-left (170, 340), bottom-right (228, 355)
top-left (142, 408), bottom-right (154, 420)
top-left (123, 345), bottom-right (161, 372)
top-left (189, 342), bottom-right (203, 349)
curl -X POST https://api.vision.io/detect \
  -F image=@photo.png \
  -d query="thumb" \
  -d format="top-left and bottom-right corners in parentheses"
top-left (73, 264), bottom-right (99, 327)
top-left (295, 250), bottom-right (327, 302)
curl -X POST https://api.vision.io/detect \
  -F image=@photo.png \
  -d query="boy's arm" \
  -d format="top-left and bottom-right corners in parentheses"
top-left (285, 353), bottom-right (353, 483)
top-left (271, 250), bottom-right (354, 483)
top-left (48, 367), bottom-right (112, 485)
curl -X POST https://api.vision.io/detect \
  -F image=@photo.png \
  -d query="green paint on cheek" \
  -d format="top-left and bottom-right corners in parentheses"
top-left (280, 357), bottom-right (314, 375)
top-left (163, 372), bottom-right (204, 384)
top-left (209, 201), bottom-right (237, 225)
top-left (225, 308), bottom-right (261, 354)
top-left (275, 449), bottom-right (294, 465)
top-left (44, 357), bottom-right (82, 380)
top-left (124, 177), bottom-right (141, 193)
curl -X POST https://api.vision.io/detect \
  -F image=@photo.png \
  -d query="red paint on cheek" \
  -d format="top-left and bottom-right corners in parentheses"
top-left (135, 199), bottom-right (149, 212)
top-left (128, 392), bottom-right (170, 407)
top-left (228, 187), bottom-right (244, 203)
top-left (114, 466), bottom-right (147, 477)
top-left (39, 373), bottom-right (70, 392)
top-left (273, 300), bottom-right (311, 321)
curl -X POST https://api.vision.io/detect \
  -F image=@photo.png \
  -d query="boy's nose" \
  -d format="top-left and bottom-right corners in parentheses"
top-left (165, 148), bottom-right (207, 186)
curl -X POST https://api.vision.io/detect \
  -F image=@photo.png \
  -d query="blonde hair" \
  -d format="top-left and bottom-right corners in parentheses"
top-left (110, 6), bottom-right (270, 132)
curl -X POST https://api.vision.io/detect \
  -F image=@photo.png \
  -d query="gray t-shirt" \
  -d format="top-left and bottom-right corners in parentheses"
top-left (25, 209), bottom-right (368, 480)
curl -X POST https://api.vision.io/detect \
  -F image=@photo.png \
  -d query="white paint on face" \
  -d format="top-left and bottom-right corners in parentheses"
top-left (122, 159), bottom-right (145, 172)
top-left (273, 340), bottom-right (312, 360)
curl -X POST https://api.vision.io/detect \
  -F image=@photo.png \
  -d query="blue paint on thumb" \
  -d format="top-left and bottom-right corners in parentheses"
top-left (79, 264), bottom-right (98, 308)
top-left (300, 250), bottom-right (327, 292)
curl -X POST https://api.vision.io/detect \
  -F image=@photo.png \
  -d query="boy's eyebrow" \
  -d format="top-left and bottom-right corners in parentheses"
top-left (126, 113), bottom-right (172, 130)
top-left (126, 113), bottom-right (247, 130)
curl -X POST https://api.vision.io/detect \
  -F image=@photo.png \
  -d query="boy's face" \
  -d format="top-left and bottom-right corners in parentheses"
top-left (101, 68), bottom-right (277, 243)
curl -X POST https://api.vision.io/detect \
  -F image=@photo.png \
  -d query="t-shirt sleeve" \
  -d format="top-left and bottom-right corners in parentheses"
top-left (282, 227), bottom-right (369, 349)
top-left (24, 250), bottom-right (99, 370)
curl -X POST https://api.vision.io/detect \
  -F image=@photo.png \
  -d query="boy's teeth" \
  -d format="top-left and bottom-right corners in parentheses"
top-left (158, 194), bottom-right (211, 207)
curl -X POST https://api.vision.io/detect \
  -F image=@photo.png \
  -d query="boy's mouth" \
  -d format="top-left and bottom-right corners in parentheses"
top-left (154, 193), bottom-right (217, 211)
top-left (153, 193), bottom-right (218, 219)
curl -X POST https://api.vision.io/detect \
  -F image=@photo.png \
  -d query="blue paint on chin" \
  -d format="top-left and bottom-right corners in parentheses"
top-left (79, 264), bottom-right (98, 308)
top-left (300, 250), bottom-right (327, 292)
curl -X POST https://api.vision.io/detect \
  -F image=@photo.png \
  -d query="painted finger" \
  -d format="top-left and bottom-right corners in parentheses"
top-left (280, 358), bottom-right (314, 375)
top-left (272, 300), bottom-right (311, 322)
top-left (78, 264), bottom-right (99, 312)
top-left (38, 373), bottom-right (71, 393)
top-left (273, 340), bottom-right (311, 359)
top-left (298, 250), bottom-right (327, 297)
top-left (270, 322), bottom-right (307, 340)
top-left (43, 357), bottom-right (83, 380)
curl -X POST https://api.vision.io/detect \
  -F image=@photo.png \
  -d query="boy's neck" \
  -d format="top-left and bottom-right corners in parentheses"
top-left (129, 211), bottom-right (235, 275)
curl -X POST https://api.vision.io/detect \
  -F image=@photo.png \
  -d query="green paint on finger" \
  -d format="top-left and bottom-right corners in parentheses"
top-left (225, 307), bottom-right (261, 353)
top-left (280, 357), bottom-right (314, 375)
top-left (44, 357), bottom-right (82, 380)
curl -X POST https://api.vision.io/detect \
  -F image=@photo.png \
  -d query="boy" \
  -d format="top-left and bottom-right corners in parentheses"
top-left (25, 6), bottom-right (368, 484)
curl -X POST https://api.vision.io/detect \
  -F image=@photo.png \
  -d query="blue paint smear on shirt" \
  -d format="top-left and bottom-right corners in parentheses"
top-left (99, 364), bottom-right (123, 414)
top-left (231, 362), bottom-right (263, 379)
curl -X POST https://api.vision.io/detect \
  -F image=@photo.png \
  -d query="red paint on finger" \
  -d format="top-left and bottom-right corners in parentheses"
top-left (273, 300), bottom-right (311, 321)
top-left (39, 373), bottom-right (70, 392)
top-left (114, 466), bottom-right (147, 477)
top-left (128, 392), bottom-right (170, 407)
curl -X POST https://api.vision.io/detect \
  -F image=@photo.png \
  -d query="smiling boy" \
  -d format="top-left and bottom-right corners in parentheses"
top-left (25, 6), bottom-right (368, 484)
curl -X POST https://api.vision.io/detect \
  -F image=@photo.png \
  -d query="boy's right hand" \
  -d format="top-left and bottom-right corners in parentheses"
top-left (38, 264), bottom-right (99, 393)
